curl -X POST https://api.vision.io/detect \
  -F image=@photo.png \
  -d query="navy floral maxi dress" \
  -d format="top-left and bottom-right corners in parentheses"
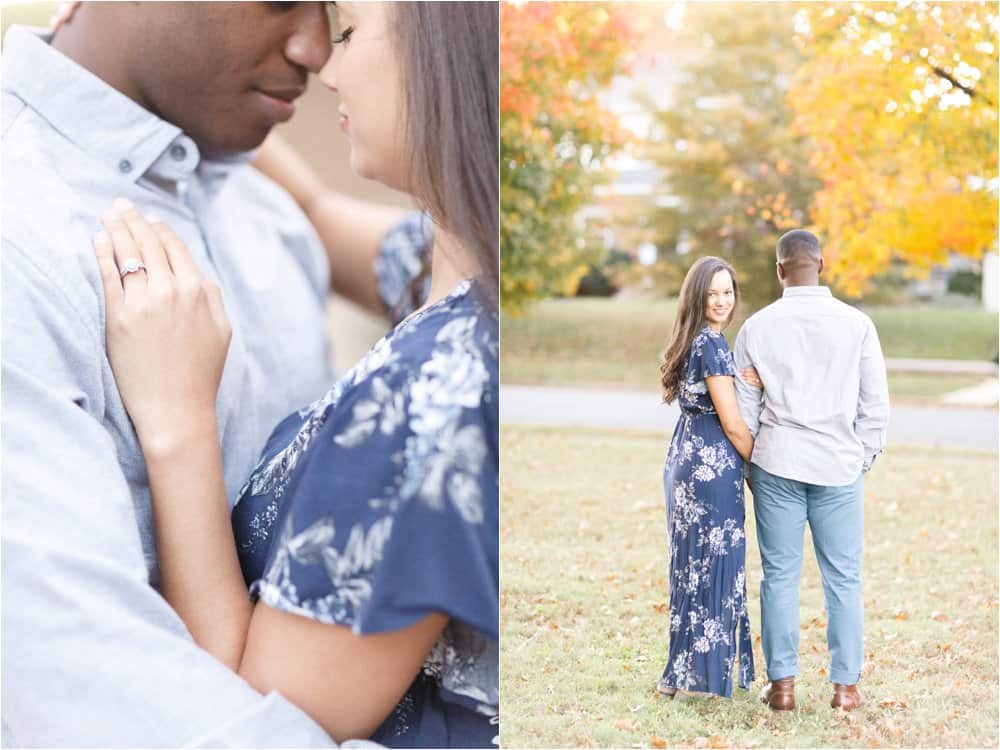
top-left (659, 326), bottom-right (754, 697)
top-left (231, 215), bottom-right (499, 748)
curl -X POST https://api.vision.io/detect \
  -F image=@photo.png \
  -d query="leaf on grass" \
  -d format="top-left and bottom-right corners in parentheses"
top-left (650, 737), bottom-right (668, 749)
top-left (930, 611), bottom-right (949, 622)
top-left (878, 696), bottom-right (908, 709)
top-left (881, 719), bottom-right (904, 739)
top-left (613, 717), bottom-right (636, 732)
top-left (894, 610), bottom-right (908, 621)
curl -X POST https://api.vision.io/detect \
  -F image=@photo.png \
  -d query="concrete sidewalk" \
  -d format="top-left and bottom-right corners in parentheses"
top-left (886, 358), bottom-right (998, 376)
top-left (500, 384), bottom-right (999, 453)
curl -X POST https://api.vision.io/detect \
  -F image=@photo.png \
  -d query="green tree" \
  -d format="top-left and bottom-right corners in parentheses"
top-left (642, 2), bottom-right (822, 309)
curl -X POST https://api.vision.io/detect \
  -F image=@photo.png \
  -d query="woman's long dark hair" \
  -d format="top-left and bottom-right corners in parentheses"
top-left (659, 256), bottom-right (739, 403)
top-left (390, 2), bottom-right (499, 314)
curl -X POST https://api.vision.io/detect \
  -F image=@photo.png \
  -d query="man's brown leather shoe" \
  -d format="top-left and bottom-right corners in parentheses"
top-left (831, 683), bottom-right (864, 711)
top-left (759, 677), bottom-right (795, 710)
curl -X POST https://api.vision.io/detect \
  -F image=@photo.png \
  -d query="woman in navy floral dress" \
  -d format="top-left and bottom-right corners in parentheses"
top-left (656, 257), bottom-right (756, 699)
top-left (89, 3), bottom-right (498, 746)
top-left (232, 217), bottom-right (498, 745)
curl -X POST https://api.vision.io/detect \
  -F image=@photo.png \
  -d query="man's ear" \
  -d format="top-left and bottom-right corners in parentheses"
top-left (817, 256), bottom-right (824, 276)
top-left (775, 261), bottom-right (784, 282)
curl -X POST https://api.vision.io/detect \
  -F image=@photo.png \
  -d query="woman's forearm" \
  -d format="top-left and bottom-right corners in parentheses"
top-left (142, 419), bottom-right (252, 671)
top-left (305, 192), bottom-right (409, 315)
top-left (723, 423), bottom-right (754, 463)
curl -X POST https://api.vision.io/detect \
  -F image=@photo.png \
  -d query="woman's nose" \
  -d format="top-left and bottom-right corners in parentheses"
top-left (317, 51), bottom-right (338, 92)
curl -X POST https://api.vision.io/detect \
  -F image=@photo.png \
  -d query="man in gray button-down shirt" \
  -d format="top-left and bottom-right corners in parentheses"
top-left (734, 230), bottom-right (889, 712)
top-left (2, 6), bottom-right (353, 747)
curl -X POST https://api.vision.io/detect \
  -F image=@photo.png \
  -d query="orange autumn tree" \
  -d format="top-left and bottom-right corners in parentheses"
top-left (791, 1), bottom-right (999, 296)
top-left (500, 2), bottom-right (636, 312)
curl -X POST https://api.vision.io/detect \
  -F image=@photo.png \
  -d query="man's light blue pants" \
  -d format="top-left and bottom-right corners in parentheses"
top-left (750, 464), bottom-right (864, 686)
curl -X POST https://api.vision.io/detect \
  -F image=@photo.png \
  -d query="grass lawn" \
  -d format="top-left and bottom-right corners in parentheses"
top-left (500, 425), bottom-right (999, 748)
top-left (500, 298), bottom-right (999, 399)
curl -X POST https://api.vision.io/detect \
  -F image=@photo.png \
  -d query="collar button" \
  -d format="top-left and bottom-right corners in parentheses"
top-left (118, 159), bottom-right (133, 174)
top-left (170, 144), bottom-right (187, 161)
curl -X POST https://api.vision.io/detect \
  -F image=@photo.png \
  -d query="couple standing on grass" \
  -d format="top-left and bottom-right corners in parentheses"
top-left (656, 230), bottom-right (891, 712)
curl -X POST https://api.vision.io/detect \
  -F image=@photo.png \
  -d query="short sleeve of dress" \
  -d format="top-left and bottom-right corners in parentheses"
top-left (352, 381), bottom-right (499, 641)
top-left (247, 294), bottom-right (499, 717)
top-left (689, 328), bottom-right (737, 381)
top-left (374, 212), bottom-right (435, 325)
top-left (250, 371), bottom-right (498, 638)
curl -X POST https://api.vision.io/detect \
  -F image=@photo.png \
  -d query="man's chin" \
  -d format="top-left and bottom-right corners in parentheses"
top-left (198, 125), bottom-right (275, 160)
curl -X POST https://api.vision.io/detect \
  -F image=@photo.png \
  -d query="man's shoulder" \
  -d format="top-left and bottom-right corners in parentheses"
top-left (747, 292), bottom-right (871, 324)
top-left (3, 118), bottom-right (106, 324)
top-left (739, 298), bottom-right (782, 334)
top-left (825, 294), bottom-right (877, 331)
top-left (3, 141), bottom-right (103, 271)
top-left (2, 89), bottom-right (29, 136)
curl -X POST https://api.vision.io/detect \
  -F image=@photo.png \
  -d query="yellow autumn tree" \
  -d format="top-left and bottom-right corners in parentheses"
top-left (791, 1), bottom-right (998, 296)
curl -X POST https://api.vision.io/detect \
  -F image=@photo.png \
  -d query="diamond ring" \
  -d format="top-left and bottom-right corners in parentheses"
top-left (119, 258), bottom-right (147, 278)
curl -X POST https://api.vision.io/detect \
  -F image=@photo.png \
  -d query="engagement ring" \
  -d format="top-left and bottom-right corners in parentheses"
top-left (119, 258), bottom-right (146, 278)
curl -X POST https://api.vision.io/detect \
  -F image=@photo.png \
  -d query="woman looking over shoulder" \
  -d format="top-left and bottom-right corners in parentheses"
top-left (90, 3), bottom-right (499, 747)
top-left (656, 256), bottom-right (755, 700)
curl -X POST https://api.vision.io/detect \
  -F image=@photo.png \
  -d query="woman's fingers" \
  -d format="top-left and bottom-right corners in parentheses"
top-left (97, 204), bottom-right (226, 337)
top-left (49, 1), bottom-right (81, 33)
top-left (204, 282), bottom-right (233, 346)
top-left (101, 203), bottom-right (148, 294)
top-left (739, 367), bottom-right (762, 388)
top-left (146, 219), bottom-right (228, 335)
top-left (92, 230), bottom-right (124, 317)
top-left (148, 218), bottom-right (200, 283)
top-left (112, 200), bottom-right (173, 282)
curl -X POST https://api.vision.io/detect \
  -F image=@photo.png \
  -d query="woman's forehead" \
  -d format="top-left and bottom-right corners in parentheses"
top-left (708, 270), bottom-right (733, 287)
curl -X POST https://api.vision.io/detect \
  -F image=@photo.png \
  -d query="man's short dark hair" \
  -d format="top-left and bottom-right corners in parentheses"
top-left (776, 229), bottom-right (821, 267)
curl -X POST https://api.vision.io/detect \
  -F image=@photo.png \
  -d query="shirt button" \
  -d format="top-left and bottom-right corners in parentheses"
top-left (170, 144), bottom-right (187, 161)
top-left (118, 159), bottom-right (132, 174)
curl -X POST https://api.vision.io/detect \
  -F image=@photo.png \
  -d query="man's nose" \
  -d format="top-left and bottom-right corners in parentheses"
top-left (284, 3), bottom-right (333, 74)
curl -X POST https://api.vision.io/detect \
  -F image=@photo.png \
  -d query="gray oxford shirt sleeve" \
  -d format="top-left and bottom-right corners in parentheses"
top-left (1, 240), bottom-right (337, 748)
top-left (733, 323), bottom-right (763, 439)
top-left (856, 319), bottom-right (890, 471)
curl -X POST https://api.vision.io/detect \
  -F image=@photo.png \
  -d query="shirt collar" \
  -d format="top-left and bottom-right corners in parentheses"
top-left (3, 26), bottom-right (252, 191)
top-left (782, 285), bottom-right (832, 298)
